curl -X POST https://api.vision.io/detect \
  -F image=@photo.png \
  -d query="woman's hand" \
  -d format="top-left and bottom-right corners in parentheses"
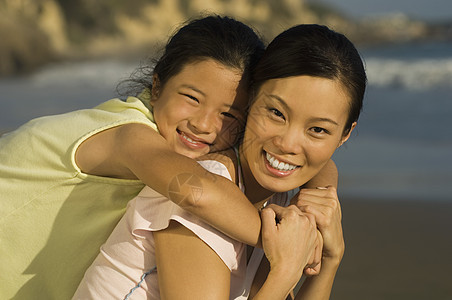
top-left (291, 186), bottom-right (345, 264)
top-left (261, 204), bottom-right (318, 285)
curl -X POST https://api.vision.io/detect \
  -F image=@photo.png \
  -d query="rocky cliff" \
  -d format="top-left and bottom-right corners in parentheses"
top-left (0, 0), bottom-right (449, 76)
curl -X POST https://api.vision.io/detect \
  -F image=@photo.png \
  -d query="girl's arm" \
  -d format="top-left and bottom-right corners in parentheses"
top-left (77, 123), bottom-right (338, 248)
top-left (152, 149), bottom-right (242, 299)
top-left (76, 123), bottom-right (262, 246)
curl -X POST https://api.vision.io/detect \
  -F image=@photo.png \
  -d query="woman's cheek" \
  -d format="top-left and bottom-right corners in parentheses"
top-left (307, 142), bottom-right (336, 165)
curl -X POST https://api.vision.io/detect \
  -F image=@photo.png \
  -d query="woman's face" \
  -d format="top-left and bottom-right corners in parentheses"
top-left (241, 75), bottom-right (355, 193)
top-left (151, 59), bottom-right (248, 159)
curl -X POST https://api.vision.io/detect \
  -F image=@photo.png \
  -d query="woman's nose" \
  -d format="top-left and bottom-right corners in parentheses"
top-left (272, 130), bottom-right (303, 155)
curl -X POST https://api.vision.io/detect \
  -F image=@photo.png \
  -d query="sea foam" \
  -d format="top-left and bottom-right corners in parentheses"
top-left (365, 57), bottom-right (452, 90)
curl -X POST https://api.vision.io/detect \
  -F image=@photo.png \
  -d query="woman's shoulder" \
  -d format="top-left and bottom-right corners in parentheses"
top-left (196, 149), bottom-right (238, 183)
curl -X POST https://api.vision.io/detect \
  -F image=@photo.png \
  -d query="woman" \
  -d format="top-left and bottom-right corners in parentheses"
top-left (75, 24), bottom-right (366, 299)
top-left (157, 24), bottom-right (366, 299)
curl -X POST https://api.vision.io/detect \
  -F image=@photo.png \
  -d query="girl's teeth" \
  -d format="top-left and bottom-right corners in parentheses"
top-left (266, 153), bottom-right (297, 171)
top-left (182, 133), bottom-right (199, 144)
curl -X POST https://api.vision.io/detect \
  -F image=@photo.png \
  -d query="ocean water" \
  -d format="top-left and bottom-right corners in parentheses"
top-left (333, 41), bottom-right (452, 201)
top-left (1, 41), bottom-right (451, 201)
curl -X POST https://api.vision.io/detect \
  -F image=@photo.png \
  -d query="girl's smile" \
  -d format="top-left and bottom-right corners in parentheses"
top-left (177, 129), bottom-right (212, 150)
top-left (151, 59), bottom-right (248, 159)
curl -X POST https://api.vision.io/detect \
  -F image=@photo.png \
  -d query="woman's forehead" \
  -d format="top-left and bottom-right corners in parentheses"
top-left (256, 76), bottom-right (350, 120)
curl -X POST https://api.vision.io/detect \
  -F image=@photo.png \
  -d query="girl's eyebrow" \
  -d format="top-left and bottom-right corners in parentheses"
top-left (180, 84), bottom-right (205, 96)
top-left (181, 84), bottom-right (242, 111)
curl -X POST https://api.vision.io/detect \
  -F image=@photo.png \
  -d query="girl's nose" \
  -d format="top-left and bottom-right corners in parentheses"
top-left (189, 111), bottom-right (219, 134)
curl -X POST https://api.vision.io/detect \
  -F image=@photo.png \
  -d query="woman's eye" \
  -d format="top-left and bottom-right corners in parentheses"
top-left (269, 108), bottom-right (285, 120)
top-left (311, 127), bottom-right (327, 134)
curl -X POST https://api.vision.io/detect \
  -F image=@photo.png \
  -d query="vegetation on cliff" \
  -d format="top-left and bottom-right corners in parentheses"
top-left (0, 0), bottom-right (450, 76)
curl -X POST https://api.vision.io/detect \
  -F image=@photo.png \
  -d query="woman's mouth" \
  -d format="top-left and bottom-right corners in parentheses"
top-left (265, 151), bottom-right (299, 175)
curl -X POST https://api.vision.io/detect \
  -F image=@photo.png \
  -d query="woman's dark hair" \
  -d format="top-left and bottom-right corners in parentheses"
top-left (251, 24), bottom-right (367, 134)
top-left (121, 15), bottom-right (265, 98)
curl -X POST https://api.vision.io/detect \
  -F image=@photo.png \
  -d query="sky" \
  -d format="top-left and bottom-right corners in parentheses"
top-left (312, 0), bottom-right (452, 21)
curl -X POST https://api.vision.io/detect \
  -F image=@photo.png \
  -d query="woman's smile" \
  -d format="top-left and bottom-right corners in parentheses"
top-left (264, 151), bottom-right (300, 176)
top-left (241, 75), bottom-right (352, 193)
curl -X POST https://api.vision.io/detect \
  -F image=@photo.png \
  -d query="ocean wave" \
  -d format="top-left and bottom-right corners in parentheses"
top-left (29, 60), bottom-right (137, 88)
top-left (27, 56), bottom-right (452, 91)
top-left (365, 57), bottom-right (452, 90)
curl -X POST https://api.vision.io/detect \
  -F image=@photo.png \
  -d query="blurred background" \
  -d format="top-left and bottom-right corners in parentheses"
top-left (1, 0), bottom-right (451, 299)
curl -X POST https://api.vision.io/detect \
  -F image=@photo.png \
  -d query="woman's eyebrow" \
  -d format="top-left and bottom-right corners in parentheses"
top-left (265, 92), bottom-right (340, 126)
top-left (265, 92), bottom-right (290, 111)
top-left (310, 117), bottom-right (339, 126)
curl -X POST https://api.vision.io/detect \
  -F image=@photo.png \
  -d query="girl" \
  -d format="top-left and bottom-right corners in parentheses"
top-left (1, 15), bottom-right (269, 299)
top-left (75, 24), bottom-right (366, 299)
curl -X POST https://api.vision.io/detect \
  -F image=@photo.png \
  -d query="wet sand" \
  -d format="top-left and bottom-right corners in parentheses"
top-left (331, 198), bottom-right (452, 300)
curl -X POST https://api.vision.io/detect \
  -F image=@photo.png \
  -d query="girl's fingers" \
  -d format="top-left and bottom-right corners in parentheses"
top-left (260, 204), bottom-right (319, 281)
top-left (304, 229), bottom-right (323, 276)
top-left (260, 207), bottom-right (277, 239)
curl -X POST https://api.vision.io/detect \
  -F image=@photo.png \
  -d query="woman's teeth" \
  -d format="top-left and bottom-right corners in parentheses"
top-left (266, 153), bottom-right (297, 171)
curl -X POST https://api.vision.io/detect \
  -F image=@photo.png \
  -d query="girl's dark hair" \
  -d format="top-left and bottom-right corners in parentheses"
top-left (121, 15), bottom-right (265, 97)
top-left (251, 24), bottom-right (367, 134)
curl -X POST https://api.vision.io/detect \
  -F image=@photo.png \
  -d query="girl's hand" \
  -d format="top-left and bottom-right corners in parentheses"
top-left (261, 204), bottom-right (318, 284)
top-left (291, 186), bottom-right (345, 263)
top-left (303, 229), bottom-right (323, 276)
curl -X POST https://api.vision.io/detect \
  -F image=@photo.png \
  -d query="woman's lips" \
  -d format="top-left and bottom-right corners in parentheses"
top-left (264, 151), bottom-right (300, 177)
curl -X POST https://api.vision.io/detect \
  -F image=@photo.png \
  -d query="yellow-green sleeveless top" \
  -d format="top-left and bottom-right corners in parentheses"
top-left (0, 97), bottom-right (157, 299)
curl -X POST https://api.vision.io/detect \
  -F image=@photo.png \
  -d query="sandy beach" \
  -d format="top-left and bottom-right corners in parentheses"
top-left (331, 198), bottom-right (452, 300)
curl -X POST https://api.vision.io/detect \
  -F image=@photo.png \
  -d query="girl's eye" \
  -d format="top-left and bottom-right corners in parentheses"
top-left (183, 94), bottom-right (199, 103)
top-left (269, 108), bottom-right (285, 120)
top-left (222, 112), bottom-right (238, 120)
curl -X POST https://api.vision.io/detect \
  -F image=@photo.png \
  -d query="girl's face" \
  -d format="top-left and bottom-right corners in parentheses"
top-left (151, 59), bottom-right (248, 159)
top-left (241, 75), bottom-right (355, 193)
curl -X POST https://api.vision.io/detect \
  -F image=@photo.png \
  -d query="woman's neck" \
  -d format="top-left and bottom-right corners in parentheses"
top-left (239, 145), bottom-right (274, 204)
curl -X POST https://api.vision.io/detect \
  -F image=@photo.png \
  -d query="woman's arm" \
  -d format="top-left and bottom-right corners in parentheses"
top-left (292, 186), bottom-right (345, 300)
top-left (152, 151), bottom-right (241, 299)
top-left (154, 205), bottom-right (318, 300)
top-left (153, 221), bottom-right (231, 300)
top-left (252, 205), bottom-right (318, 300)
top-left (301, 159), bottom-right (338, 189)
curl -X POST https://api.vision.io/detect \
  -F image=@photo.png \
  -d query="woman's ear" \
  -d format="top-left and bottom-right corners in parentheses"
top-left (338, 122), bottom-right (357, 148)
top-left (150, 74), bottom-right (161, 105)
